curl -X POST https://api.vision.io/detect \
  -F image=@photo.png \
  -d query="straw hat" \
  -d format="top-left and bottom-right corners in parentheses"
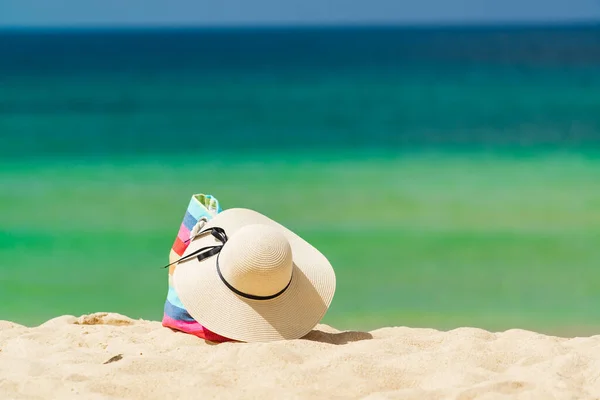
top-left (171, 208), bottom-right (336, 342)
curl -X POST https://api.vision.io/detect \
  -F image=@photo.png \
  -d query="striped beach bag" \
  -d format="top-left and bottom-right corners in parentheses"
top-left (162, 194), bottom-right (232, 342)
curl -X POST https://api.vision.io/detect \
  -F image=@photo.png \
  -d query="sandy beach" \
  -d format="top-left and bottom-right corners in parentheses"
top-left (0, 313), bottom-right (598, 399)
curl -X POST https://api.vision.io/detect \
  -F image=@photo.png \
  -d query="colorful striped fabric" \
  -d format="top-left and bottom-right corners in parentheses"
top-left (162, 194), bottom-right (233, 342)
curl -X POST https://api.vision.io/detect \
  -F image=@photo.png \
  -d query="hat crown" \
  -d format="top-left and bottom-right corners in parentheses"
top-left (219, 224), bottom-right (293, 298)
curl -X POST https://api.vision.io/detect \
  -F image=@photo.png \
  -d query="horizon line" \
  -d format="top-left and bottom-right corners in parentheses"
top-left (1, 19), bottom-right (600, 32)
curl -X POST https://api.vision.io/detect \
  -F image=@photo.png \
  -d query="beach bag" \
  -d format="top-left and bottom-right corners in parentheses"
top-left (162, 194), bottom-right (232, 342)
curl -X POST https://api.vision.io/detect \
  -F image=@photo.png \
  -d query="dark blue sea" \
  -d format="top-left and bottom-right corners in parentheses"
top-left (1, 24), bottom-right (600, 157)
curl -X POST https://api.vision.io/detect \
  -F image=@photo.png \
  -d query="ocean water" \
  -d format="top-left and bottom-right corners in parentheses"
top-left (2, 26), bottom-right (600, 332)
top-left (2, 25), bottom-right (600, 156)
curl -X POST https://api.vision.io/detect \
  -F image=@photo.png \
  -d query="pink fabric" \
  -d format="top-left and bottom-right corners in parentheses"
top-left (177, 223), bottom-right (191, 243)
top-left (162, 315), bottom-right (233, 343)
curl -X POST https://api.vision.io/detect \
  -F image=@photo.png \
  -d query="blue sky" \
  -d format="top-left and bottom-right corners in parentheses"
top-left (1, 0), bottom-right (600, 27)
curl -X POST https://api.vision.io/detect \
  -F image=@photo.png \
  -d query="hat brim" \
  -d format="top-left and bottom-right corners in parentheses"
top-left (172, 208), bottom-right (336, 342)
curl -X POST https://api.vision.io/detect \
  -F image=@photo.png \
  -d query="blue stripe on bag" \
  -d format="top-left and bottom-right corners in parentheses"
top-left (164, 299), bottom-right (196, 322)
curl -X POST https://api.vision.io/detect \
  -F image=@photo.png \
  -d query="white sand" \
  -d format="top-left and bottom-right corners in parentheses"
top-left (1, 312), bottom-right (599, 399)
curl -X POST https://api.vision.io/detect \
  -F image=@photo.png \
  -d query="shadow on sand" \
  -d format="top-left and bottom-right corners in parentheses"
top-left (302, 329), bottom-right (373, 345)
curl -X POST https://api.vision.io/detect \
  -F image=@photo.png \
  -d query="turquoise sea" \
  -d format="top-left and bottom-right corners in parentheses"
top-left (2, 25), bottom-right (600, 333)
